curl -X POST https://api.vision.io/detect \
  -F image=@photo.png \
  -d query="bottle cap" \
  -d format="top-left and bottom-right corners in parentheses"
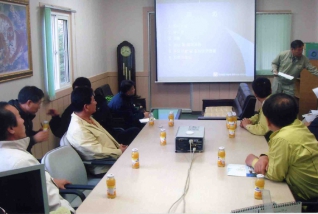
top-left (161, 128), bottom-right (166, 132)
top-left (257, 174), bottom-right (265, 178)
top-left (132, 148), bottom-right (138, 152)
top-left (232, 112), bottom-right (236, 116)
top-left (106, 173), bottom-right (114, 178)
top-left (218, 146), bottom-right (225, 150)
top-left (43, 120), bottom-right (49, 124)
top-left (170, 111), bottom-right (174, 114)
top-left (227, 112), bottom-right (232, 116)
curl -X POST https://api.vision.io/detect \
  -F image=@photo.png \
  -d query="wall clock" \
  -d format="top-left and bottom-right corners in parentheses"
top-left (117, 41), bottom-right (136, 92)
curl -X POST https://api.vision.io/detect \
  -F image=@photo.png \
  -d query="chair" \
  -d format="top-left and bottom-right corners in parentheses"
top-left (198, 83), bottom-right (256, 120)
top-left (94, 84), bottom-right (114, 97)
top-left (298, 199), bottom-right (318, 212)
top-left (41, 146), bottom-right (99, 208)
top-left (94, 84), bottom-right (126, 128)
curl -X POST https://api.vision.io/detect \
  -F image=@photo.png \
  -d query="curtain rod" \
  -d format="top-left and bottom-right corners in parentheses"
top-left (43, 5), bottom-right (76, 13)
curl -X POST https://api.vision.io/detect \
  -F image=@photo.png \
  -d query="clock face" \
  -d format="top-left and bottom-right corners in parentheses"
top-left (120, 46), bottom-right (131, 57)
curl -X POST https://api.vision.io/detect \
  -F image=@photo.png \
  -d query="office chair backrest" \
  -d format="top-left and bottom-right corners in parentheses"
top-left (233, 83), bottom-right (256, 119)
top-left (94, 84), bottom-right (113, 97)
top-left (41, 146), bottom-right (89, 203)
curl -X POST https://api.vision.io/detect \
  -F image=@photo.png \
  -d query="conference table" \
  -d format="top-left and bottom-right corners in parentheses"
top-left (76, 120), bottom-right (295, 213)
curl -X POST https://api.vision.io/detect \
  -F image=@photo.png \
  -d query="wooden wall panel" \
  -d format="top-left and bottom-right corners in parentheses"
top-left (192, 83), bottom-right (209, 111)
top-left (106, 74), bottom-right (118, 94)
top-left (299, 69), bottom-right (318, 117)
top-left (136, 76), bottom-right (149, 110)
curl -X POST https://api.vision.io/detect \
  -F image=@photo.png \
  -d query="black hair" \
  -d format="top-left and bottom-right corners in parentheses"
top-left (71, 87), bottom-right (94, 112)
top-left (291, 40), bottom-right (304, 49)
top-left (17, 86), bottom-right (44, 104)
top-left (72, 77), bottom-right (91, 90)
top-left (119, 80), bottom-right (135, 94)
top-left (262, 93), bottom-right (298, 128)
top-left (252, 77), bottom-right (271, 98)
top-left (0, 102), bottom-right (17, 141)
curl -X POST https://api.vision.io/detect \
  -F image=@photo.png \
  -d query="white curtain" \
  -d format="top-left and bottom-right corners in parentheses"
top-left (256, 13), bottom-right (292, 75)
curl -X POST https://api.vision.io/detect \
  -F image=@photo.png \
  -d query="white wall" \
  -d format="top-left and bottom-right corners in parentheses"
top-left (103, 0), bottom-right (153, 72)
top-left (257, 0), bottom-right (318, 42)
top-left (0, 0), bottom-right (109, 101)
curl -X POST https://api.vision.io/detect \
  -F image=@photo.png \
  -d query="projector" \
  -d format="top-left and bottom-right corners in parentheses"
top-left (175, 126), bottom-right (204, 153)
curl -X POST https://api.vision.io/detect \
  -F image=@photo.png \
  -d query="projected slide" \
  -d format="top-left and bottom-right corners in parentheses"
top-left (156, 0), bottom-right (255, 83)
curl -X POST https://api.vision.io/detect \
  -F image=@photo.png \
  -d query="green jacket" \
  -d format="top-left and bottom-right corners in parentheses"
top-left (266, 119), bottom-right (318, 200)
top-left (245, 96), bottom-right (270, 136)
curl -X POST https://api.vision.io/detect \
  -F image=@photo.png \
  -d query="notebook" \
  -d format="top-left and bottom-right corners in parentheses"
top-left (231, 201), bottom-right (302, 213)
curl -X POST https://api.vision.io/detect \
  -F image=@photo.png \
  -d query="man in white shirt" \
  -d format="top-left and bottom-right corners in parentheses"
top-left (0, 102), bottom-right (74, 213)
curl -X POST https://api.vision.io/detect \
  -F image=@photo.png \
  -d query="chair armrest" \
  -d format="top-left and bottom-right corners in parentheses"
top-left (113, 127), bottom-right (125, 132)
top-left (59, 189), bottom-right (86, 202)
top-left (83, 158), bottom-right (116, 166)
top-left (65, 184), bottom-right (95, 190)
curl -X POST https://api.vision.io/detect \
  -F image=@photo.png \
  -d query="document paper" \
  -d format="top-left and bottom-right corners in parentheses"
top-left (278, 72), bottom-right (294, 80)
top-left (227, 164), bottom-right (256, 177)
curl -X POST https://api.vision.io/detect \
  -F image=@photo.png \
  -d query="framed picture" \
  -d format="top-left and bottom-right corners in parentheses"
top-left (0, 0), bottom-right (32, 83)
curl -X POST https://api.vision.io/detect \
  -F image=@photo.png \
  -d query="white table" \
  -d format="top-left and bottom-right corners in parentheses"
top-left (76, 120), bottom-right (295, 213)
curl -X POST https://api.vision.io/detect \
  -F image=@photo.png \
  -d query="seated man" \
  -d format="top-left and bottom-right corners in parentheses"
top-left (66, 87), bottom-right (127, 176)
top-left (8, 86), bottom-right (49, 153)
top-left (48, 77), bottom-right (139, 145)
top-left (245, 93), bottom-right (318, 201)
top-left (93, 93), bottom-right (140, 145)
top-left (0, 102), bottom-right (74, 213)
top-left (240, 77), bottom-right (271, 136)
top-left (48, 77), bottom-right (92, 138)
top-left (108, 80), bottom-right (149, 129)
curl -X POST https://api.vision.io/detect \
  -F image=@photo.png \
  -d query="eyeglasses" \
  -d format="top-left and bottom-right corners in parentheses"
top-left (0, 207), bottom-right (8, 214)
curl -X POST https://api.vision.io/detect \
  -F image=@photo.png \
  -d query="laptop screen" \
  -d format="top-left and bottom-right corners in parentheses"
top-left (0, 164), bottom-right (49, 214)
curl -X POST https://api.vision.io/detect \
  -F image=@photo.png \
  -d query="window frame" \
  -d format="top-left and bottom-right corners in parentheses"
top-left (50, 11), bottom-right (72, 91)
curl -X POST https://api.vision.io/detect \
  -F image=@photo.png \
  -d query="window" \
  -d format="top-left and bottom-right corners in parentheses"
top-left (256, 13), bottom-right (292, 75)
top-left (51, 12), bottom-right (71, 90)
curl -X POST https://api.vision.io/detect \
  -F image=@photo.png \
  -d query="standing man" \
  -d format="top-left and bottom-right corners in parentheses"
top-left (245, 94), bottom-right (318, 201)
top-left (0, 102), bottom-right (74, 213)
top-left (9, 86), bottom-right (48, 153)
top-left (272, 40), bottom-right (318, 96)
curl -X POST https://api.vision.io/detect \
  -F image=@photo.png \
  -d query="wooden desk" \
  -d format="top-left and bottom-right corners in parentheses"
top-left (76, 120), bottom-right (295, 213)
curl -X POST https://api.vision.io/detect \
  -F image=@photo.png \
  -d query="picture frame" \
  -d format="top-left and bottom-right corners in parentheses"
top-left (0, 0), bottom-right (32, 83)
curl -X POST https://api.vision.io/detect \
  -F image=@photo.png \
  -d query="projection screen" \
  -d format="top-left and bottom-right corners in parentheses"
top-left (155, 0), bottom-right (256, 83)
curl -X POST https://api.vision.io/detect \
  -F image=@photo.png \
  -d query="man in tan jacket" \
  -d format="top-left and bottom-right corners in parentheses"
top-left (66, 87), bottom-right (127, 176)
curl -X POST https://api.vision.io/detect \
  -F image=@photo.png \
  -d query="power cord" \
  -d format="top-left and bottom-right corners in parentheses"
top-left (168, 140), bottom-right (196, 213)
